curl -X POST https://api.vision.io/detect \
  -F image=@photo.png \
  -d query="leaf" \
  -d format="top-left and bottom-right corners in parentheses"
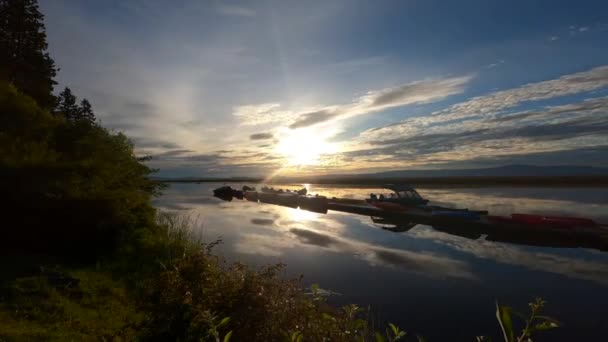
top-left (375, 332), bottom-right (387, 342)
top-left (218, 317), bottom-right (230, 328)
top-left (354, 319), bottom-right (367, 330)
top-left (222, 331), bottom-right (233, 342)
top-left (532, 321), bottom-right (560, 332)
top-left (389, 323), bottom-right (399, 336)
top-left (291, 331), bottom-right (303, 342)
top-left (322, 313), bottom-right (336, 321)
top-left (534, 315), bottom-right (560, 324)
top-left (496, 302), bottom-right (515, 342)
top-left (417, 336), bottom-right (427, 342)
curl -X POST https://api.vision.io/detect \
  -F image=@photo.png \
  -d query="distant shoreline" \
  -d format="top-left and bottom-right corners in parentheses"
top-left (157, 176), bottom-right (608, 187)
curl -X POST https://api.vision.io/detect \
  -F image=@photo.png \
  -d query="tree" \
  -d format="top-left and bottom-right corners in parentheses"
top-left (56, 87), bottom-right (78, 120)
top-left (0, 0), bottom-right (58, 108)
top-left (77, 98), bottom-right (96, 124)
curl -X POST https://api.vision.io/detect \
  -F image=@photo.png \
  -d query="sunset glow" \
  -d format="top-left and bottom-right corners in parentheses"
top-left (275, 129), bottom-right (339, 166)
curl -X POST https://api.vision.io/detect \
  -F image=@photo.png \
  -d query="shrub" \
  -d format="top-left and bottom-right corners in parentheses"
top-left (1, 82), bottom-right (162, 261)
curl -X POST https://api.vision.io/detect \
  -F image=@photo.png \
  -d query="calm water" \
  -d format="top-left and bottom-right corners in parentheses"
top-left (154, 183), bottom-right (608, 341)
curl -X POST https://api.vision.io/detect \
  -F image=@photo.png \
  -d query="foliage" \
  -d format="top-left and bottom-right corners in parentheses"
top-left (0, 81), bottom-right (162, 260)
top-left (0, 0), bottom-right (57, 108)
top-left (493, 298), bottom-right (560, 342)
top-left (55, 86), bottom-right (96, 123)
top-left (0, 268), bottom-right (142, 341)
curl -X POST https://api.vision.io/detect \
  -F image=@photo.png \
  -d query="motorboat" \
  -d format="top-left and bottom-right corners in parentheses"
top-left (366, 184), bottom-right (429, 209)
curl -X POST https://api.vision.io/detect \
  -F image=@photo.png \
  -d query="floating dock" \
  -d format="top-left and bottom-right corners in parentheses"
top-left (214, 186), bottom-right (608, 251)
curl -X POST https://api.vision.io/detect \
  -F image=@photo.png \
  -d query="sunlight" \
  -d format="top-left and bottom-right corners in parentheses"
top-left (275, 129), bottom-right (339, 166)
top-left (289, 207), bottom-right (318, 222)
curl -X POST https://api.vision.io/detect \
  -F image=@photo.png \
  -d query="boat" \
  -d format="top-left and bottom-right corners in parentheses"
top-left (244, 190), bottom-right (258, 202)
top-left (431, 210), bottom-right (481, 220)
top-left (366, 184), bottom-right (429, 209)
top-left (297, 195), bottom-right (329, 213)
top-left (487, 214), bottom-right (601, 230)
top-left (213, 186), bottom-right (243, 200)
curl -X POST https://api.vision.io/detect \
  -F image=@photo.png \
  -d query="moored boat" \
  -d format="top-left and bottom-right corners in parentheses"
top-left (432, 210), bottom-right (481, 220)
top-left (486, 213), bottom-right (604, 233)
top-left (298, 195), bottom-right (329, 213)
top-left (365, 184), bottom-right (428, 213)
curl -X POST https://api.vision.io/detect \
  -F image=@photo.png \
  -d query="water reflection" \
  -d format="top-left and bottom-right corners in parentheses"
top-left (157, 184), bottom-right (608, 284)
top-left (155, 183), bottom-right (608, 340)
top-left (410, 226), bottom-right (608, 285)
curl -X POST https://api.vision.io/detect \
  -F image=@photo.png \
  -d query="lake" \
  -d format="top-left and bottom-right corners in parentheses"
top-left (154, 183), bottom-right (608, 341)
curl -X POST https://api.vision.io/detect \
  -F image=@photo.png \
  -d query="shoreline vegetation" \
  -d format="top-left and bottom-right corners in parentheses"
top-left (1, 0), bottom-right (559, 340)
top-left (157, 175), bottom-right (608, 187)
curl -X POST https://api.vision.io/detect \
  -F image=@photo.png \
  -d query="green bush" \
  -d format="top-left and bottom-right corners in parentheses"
top-left (0, 82), bottom-right (162, 261)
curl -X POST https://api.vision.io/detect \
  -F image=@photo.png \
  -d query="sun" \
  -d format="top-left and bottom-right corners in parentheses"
top-left (275, 129), bottom-right (338, 166)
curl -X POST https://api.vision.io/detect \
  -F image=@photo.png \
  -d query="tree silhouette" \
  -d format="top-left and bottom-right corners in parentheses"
top-left (78, 98), bottom-right (96, 124)
top-left (57, 87), bottom-right (78, 120)
top-left (0, 0), bottom-right (58, 108)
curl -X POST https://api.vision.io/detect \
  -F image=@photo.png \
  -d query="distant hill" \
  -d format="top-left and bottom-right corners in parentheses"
top-left (155, 165), bottom-right (608, 186)
top-left (353, 165), bottom-right (608, 178)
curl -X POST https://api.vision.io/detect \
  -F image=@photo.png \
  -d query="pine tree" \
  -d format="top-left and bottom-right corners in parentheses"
top-left (0, 0), bottom-right (58, 108)
top-left (78, 98), bottom-right (96, 124)
top-left (57, 87), bottom-right (78, 120)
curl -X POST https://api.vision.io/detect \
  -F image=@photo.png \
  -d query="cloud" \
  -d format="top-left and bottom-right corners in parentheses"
top-left (486, 60), bottom-right (506, 68)
top-left (352, 66), bottom-right (608, 163)
top-left (287, 75), bottom-right (473, 129)
top-left (251, 218), bottom-right (275, 226)
top-left (233, 211), bottom-right (473, 279)
top-left (250, 132), bottom-right (274, 140)
top-left (341, 92), bottom-right (608, 171)
top-left (290, 228), bottom-right (339, 248)
top-left (217, 4), bottom-right (256, 17)
top-left (152, 149), bottom-right (195, 158)
top-left (131, 137), bottom-right (182, 150)
top-left (288, 109), bottom-right (339, 129)
top-left (363, 76), bottom-right (473, 109)
top-left (233, 103), bottom-right (295, 126)
top-left (425, 65), bottom-right (608, 124)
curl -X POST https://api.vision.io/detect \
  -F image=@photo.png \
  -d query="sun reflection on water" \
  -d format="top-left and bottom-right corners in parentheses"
top-left (289, 207), bottom-right (319, 222)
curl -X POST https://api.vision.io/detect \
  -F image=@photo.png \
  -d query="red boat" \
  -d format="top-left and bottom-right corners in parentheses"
top-left (487, 213), bottom-right (599, 229)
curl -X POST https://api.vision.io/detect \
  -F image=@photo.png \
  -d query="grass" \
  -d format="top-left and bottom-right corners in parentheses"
top-left (0, 269), bottom-right (141, 341)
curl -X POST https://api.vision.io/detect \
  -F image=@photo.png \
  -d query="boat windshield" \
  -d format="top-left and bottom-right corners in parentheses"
top-left (396, 190), bottom-right (421, 199)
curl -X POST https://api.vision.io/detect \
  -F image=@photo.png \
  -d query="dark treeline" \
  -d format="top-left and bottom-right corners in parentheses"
top-left (1, 0), bottom-right (161, 259)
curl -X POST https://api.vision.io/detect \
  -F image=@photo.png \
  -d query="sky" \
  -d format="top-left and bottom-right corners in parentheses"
top-left (40, 0), bottom-right (608, 177)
